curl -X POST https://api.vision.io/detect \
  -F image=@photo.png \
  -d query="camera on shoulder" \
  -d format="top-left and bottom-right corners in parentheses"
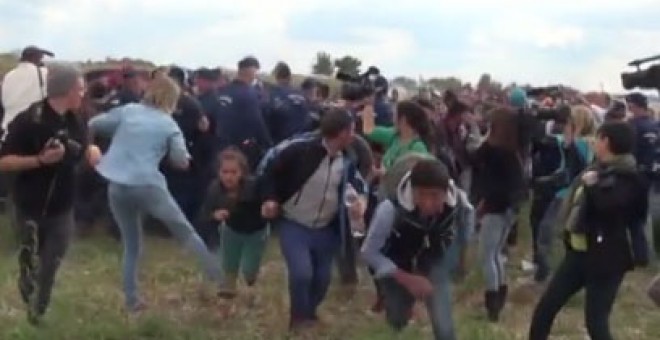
top-left (336, 66), bottom-right (383, 102)
top-left (621, 54), bottom-right (660, 91)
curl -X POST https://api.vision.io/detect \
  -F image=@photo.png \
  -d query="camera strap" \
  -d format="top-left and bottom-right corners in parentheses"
top-left (36, 65), bottom-right (46, 100)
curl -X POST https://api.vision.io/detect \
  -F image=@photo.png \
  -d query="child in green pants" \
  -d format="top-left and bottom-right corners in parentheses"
top-left (198, 147), bottom-right (268, 299)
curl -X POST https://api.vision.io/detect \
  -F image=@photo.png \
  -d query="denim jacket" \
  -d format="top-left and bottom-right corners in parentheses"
top-left (89, 103), bottom-right (190, 189)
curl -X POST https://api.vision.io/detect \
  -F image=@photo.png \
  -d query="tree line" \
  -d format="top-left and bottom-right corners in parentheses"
top-left (1, 49), bottom-right (517, 94)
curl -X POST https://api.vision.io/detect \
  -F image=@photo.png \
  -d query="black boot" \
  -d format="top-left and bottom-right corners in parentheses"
top-left (485, 291), bottom-right (500, 322)
top-left (497, 285), bottom-right (508, 312)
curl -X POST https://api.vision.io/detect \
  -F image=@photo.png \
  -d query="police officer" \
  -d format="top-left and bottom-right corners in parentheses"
top-left (193, 67), bottom-right (226, 250)
top-left (626, 92), bottom-right (659, 260)
top-left (162, 67), bottom-right (210, 222)
top-left (215, 56), bottom-right (272, 170)
top-left (112, 69), bottom-right (143, 106)
top-left (265, 62), bottom-right (313, 144)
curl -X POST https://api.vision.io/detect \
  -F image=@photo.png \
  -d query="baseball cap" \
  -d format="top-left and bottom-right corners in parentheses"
top-left (624, 92), bottom-right (648, 110)
top-left (20, 45), bottom-right (54, 62)
top-left (195, 67), bottom-right (219, 81)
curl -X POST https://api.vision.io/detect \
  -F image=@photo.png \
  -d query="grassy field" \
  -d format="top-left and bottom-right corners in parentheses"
top-left (0, 213), bottom-right (659, 340)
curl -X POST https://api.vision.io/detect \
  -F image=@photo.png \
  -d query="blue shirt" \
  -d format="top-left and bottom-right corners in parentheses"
top-left (266, 84), bottom-right (312, 144)
top-left (630, 115), bottom-right (659, 175)
top-left (216, 80), bottom-right (272, 151)
top-left (89, 103), bottom-right (190, 189)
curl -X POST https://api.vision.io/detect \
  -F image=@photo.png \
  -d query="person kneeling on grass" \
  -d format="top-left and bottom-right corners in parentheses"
top-left (198, 147), bottom-right (269, 299)
top-left (361, 159), bottom-right (474, 340)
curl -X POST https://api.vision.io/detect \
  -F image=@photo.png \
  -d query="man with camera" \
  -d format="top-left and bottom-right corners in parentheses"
top-left (0, 63), bottom-right (98, 325)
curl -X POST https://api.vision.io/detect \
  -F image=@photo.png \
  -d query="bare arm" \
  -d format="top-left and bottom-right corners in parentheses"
top-left (0, 154), bottom-right (41, 172)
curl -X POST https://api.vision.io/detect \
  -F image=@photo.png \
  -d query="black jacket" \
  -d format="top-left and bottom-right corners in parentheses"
top-left (575, 166), bottom-right (649, 276)
top-left (382, 201), bottom-right (456, 275)
top-left (472, 142), bottom-right (524, 213)
top-left (258, 135), bottom-right (364, 204)
top-left (198, 177), bottom-right (265, 234)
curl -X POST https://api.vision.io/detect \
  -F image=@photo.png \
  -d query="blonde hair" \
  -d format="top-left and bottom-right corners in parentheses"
top-left (142, 75), bottom-right (180, 114)
top-left (570, 105), bottom-right (595, 137)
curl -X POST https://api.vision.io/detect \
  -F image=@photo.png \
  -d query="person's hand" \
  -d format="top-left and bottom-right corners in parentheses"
top-left (563, 123), bottom-right (575, 145)
top-left (348, 195), bottom-right (366, 225)
top-left (476, 201), bottom-right (486, 221)
top-left (86, 145), bottom-right (102, 167)
top-left (213, 209), bottom-right (230, 221)
top-left (39, 139), bottom-right (66, 165)
top-left (359, 104), bottom-right (375, 118)
top-left (198, 115), bottom-right (210, 132)
top-left (261, 200), bottom-right (279, 219)
top-left (372, 165), bottom-right (385, 179)
top-left (394, 270), bottom-right (433, 300)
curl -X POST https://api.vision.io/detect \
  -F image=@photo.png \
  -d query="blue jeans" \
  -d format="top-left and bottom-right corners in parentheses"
top-left (108, 183), bottom-right (221, 308)
top-left (278, 219), bottom-right (340, 322)
top-left (536, 197), bottom-right (562, 281)
top-left (479, 211), bottom-right (515, 291)
top-left (379, 223), bottom-right (470, 340)
top-left (379, 260), bottom-right (455, 340)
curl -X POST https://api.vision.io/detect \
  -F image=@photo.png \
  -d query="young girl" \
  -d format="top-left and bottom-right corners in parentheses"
top-left (198, 147), bottom-right (267, 299)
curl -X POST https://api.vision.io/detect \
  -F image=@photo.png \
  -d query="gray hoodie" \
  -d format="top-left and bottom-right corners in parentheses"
top-left (361, 171), bottom-right (474, 278)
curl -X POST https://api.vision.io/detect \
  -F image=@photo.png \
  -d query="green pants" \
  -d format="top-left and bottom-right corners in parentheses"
top-left (221, 225), bottom-right (268, 285)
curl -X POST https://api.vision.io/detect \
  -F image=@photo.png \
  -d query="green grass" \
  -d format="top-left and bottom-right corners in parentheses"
top-left (0, 210), bottom-right (659, 339)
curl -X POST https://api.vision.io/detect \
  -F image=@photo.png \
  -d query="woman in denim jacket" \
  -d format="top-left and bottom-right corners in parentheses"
top-left (88, 76), bottom-right (221, 312)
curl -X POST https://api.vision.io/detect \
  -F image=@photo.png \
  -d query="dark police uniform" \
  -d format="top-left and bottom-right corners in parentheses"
top-left (163, 92), bottom-right (207, 223)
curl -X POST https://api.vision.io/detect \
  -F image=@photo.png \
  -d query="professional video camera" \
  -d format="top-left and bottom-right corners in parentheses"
top-left (621, 54), bottom-right (660, 90)
top-left (336, 66), bottom-right (383, 101)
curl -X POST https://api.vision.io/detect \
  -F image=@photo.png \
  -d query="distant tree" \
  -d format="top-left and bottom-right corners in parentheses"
top-left (312, 52), bottom-right (334, 76)
top-left (334, 55), bottom-right (362, 76)
top-left (391, 76), bottom-right (418, 90)
top-left (427, 77), bottom-right (462, 91)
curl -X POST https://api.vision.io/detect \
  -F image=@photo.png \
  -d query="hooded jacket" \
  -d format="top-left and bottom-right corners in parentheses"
top-left (361, 172), bottom-right (474, 278)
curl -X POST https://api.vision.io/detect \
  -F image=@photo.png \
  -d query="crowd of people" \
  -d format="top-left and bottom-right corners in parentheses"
top-left (0, 45), bottom-right (659, 340)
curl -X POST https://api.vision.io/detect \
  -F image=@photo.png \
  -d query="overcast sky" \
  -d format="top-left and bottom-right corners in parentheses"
top-left (1, 0), bottom-right (659, 92)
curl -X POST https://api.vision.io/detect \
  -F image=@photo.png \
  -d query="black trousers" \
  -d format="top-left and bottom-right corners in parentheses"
top-left (529, 191), bottom-right (555, 261)
top-left (529, 250), bottom-right (624, 340)
top-left (17, 209), bottom-right (73, 317)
